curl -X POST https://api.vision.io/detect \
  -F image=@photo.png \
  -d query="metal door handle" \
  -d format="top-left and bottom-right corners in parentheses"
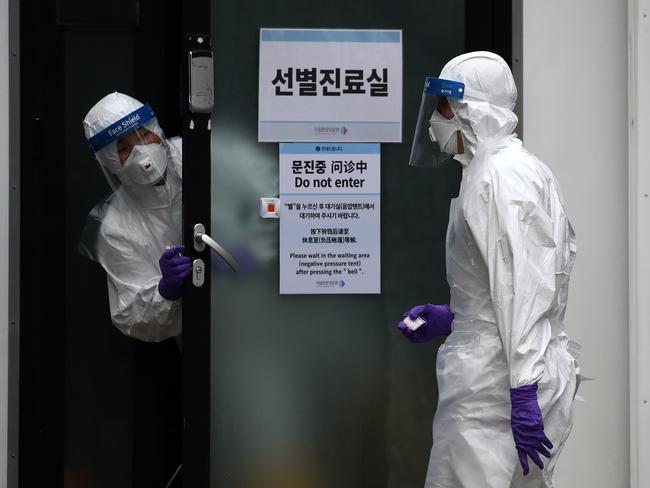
top-left (193, 223), bottom-right (240, 272)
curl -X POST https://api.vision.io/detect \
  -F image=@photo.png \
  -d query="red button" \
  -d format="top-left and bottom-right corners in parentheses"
top-left (268, 203), bottom-right (276, 213)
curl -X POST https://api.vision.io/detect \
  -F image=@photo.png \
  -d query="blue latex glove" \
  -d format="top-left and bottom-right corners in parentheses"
top-left (510, 383), bottom-right (553, 476)
top-left (158, 245), bottom-right (192, 300)
top-left (397, 304), bottom-right (454, 343)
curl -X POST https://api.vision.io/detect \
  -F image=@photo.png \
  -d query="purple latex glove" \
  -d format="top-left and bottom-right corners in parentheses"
top-left (510, 383), bottom-right (553, 476)
top-left (397, 304), bottom-right (454, 343)
top-left (158, 245), bottom-right (192, 300)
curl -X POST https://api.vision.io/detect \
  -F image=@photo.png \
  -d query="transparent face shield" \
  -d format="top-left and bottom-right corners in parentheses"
top-left (409, 76), bottom-right (466, 168)
top-left (87, 103), bottom-right (170, 190)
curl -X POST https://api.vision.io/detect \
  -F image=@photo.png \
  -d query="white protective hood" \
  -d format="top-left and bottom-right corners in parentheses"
top-left (441, 51), bottom-right (519, 166)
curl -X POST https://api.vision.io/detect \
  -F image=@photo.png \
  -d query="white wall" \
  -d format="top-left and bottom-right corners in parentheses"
top-left (0, 0), bottom-right (9, 485)
top-left (521, 1), bottom-right (629, 487)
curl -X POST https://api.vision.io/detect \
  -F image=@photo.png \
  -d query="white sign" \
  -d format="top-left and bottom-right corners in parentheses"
top-left (259, 29), bottom-right (402, 142)
top-left (279, 143), bottom-right (381, 294)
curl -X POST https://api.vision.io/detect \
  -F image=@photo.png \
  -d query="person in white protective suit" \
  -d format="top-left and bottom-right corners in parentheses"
top-left (80, 92), bottom-right (191, 342)
top-left (398, 52), bottom-right (580, 487)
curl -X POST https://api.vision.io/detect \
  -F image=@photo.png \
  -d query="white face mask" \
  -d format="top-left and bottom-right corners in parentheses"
top-left (429, 109), bottom-right (461, 155)
top-left (119, 143), bottom-right (168, 186)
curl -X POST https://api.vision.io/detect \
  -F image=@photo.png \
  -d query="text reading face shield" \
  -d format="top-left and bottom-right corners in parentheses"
top-left (409, 76), bottom-right (465, 168)
top-left (87, 103), bottom-right (169, 188)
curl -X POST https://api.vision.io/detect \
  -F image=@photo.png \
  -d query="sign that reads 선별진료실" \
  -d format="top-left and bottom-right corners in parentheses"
top-left (279, 143), bottom-right (380, 294)
top-left (259, 29), bottom-right (402, 143)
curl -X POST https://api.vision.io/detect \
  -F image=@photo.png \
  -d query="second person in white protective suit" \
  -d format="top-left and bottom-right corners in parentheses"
top-left (398, 52), bottom-right (580, 487)
top-left (80, 92), bottom-right (191, 342)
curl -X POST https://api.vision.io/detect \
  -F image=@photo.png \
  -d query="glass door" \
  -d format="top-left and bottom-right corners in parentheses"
top-left (209, 2), bottom-right (465, 486)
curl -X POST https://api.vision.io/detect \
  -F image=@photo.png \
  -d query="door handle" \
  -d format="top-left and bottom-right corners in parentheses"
top-left (193, 223), bottom-right (240, 272)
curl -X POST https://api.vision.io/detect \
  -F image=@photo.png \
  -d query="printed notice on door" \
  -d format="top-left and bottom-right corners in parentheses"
top-left (279, 143), bottom-right (380, 294)
top-left (259, 29), bottom-right (402, 142)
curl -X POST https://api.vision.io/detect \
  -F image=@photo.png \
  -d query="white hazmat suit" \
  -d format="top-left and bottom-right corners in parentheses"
top-left (425, 52), bottom-right (579, 487)
top-left (81, 93), bottom-right (183, 342)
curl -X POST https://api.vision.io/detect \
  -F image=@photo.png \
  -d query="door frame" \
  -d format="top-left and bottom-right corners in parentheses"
top-left (180, 0), bottom-right (213, 486)
top-left (628, 0), bottom-right (650, 485)
top-left (7, 0), bottom-right (21, 484)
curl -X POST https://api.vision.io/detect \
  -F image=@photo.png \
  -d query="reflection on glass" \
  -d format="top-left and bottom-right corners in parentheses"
top-left (211, 1), bottom-right (464, 486)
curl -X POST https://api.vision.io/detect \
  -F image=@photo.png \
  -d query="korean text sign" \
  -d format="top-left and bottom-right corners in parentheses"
top-left (279, 143), bottom-right (380, 294)
top-left (259, 29), bottom-right (402, 142)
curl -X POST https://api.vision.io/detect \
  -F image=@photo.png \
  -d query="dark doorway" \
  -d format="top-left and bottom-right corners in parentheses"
top-left (18, 1), bottom-right (182, 486)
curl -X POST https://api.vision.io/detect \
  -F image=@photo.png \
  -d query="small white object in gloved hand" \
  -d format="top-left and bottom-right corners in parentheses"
top-left (403, 316), bottom-right (426, 331)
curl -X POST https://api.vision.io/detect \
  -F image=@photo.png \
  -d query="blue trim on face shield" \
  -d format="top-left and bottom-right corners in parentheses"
top-left (88, 103), bottom-right (156, 153)
top-left (424, 76), bottom-right (465, 99)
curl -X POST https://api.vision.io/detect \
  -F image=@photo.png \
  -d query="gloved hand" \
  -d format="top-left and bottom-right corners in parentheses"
top-left (397, 304), bottom-right (454, 343)
top-left (158, 245), bottom-right (192, 300)
top-left (510, 383), bottom-right (553, 476)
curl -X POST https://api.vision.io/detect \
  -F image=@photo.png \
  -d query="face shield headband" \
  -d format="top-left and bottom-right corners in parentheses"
top-left (87, 103), bottom-right (157, 154)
